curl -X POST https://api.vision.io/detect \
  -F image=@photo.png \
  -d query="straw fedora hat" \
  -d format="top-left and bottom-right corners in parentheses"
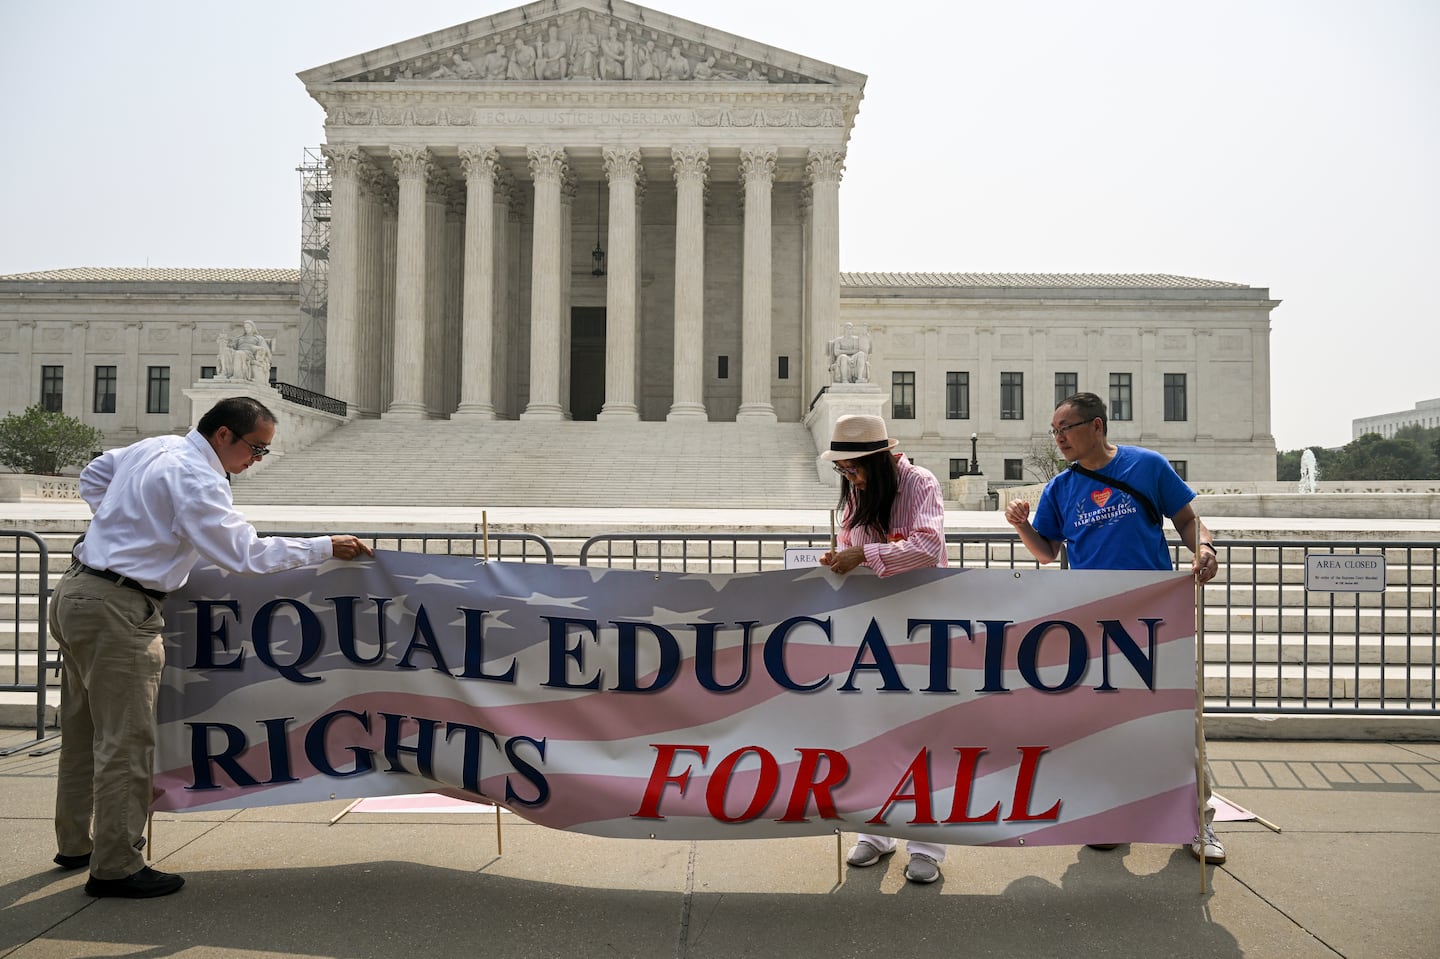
top-left (820, 414), bottom-right (899, 462)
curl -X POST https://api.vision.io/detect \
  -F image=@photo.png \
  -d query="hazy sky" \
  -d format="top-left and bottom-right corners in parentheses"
top-left (2, 0), bottom-right (1435, 451)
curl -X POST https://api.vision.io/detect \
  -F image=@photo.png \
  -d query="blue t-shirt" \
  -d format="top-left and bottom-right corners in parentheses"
top-left (1032, 445), bottom-right (1195, 570)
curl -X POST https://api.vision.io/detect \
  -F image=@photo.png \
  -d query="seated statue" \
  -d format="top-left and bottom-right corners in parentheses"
top-left (481, 43), bottom-right (509, 80)
top-left (827, 323), bottom-right (871, 384)
top-left (227, 320), bottom-right (275, 383)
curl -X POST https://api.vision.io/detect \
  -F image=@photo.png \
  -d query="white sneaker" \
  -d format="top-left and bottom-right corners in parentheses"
top-left (1189, 825), bottom-right (1226, 864)
top-left (846, 840), bottom-right (893, 868)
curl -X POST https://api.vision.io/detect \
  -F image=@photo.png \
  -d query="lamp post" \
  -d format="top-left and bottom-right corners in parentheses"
top-left (969, 432), bottom-right (980, 474)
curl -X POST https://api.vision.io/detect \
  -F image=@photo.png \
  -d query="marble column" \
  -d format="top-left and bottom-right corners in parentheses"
top-left (387, 146), bottom-right (432, 418)
top-left (355, 167), bottom-right (387, 417)
top-left (806, 149), bottom-right (844, 408)
top-left (521, 146), bottom-right (567, 419)
top-left (443, 184), bottom-right (465, 415)
top-left (322, 145), bottom-right (364, 407)
top-left (560, 171), bottom-right (576, 418)
top-left (600, 147), bottom-right (642, 420)
top-left (737, 148), bottom-right (777, 422)
top-left (493, 171), bottom-right (516, 417)
top-left (423, 174), bottom-right (450, 417)
top-left (379, 183), bottom-right (398, 414)
top-left (668, 146), bottom-right (708, 420)
top-left (455, 147), bottom-right (501, 418)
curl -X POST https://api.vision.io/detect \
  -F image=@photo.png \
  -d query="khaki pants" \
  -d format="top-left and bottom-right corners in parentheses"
top-left (49, 568), bottom-right (166, 880)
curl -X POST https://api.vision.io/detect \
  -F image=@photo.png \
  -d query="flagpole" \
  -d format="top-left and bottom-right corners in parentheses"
top-left (1196, 579), bottom-right (1209, 895)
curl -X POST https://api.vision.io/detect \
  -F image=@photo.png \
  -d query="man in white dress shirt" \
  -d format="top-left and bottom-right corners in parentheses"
top-left (48, 395), bottom-right (374, 898)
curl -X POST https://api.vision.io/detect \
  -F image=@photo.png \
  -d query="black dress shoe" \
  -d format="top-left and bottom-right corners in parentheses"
top-left (84, 866), bottom-right (185, 899)
top-left (54, 852), bottom-right (92, 870)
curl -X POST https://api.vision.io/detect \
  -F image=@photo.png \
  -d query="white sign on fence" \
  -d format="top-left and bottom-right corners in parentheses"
top-left (1305, 554), bottom-right (1387, 592)
top-left (783, 546), bottom-right (829, 569)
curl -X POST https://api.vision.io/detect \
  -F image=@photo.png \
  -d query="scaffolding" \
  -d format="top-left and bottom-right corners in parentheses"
top-left (295, 147), bottom-right (331, 394)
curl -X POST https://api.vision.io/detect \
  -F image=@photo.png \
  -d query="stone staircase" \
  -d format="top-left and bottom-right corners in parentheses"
top-left (231, 419), bottom-right (837, 509)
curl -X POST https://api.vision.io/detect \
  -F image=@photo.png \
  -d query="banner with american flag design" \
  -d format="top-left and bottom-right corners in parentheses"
top-left (153, 552), bottom-right (1199, 847)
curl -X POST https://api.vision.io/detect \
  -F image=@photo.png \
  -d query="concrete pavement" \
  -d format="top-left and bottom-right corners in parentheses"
top-left (2, 730), bottom-right (1436, 959)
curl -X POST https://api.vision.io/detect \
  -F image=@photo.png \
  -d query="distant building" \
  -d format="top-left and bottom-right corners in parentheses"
top-left (0, 0), bottom-right (1281, 483)
top-left (1353, 398), bottom-right (1440, 439)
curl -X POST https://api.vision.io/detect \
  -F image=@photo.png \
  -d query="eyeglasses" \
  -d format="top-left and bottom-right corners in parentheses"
top-left (234, 434), bottom-right (271, 458)
top-left (1048, 420), bottom-right (1091, 437)
top-left (832, 463), bottom-right (861, 477)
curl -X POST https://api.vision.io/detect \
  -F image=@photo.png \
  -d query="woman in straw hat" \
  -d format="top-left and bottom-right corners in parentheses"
top-left (819, 413), bottom-right (949, 884)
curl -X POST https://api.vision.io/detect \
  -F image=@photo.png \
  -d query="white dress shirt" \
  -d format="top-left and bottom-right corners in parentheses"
top-left (76, 430), bottom-right (333, 592)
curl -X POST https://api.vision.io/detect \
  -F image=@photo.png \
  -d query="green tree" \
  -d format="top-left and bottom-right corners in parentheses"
top-left (0, 405), bottom-right (104, 475)
top-left (1024, 440), bottom-right (1066, 482)
top-left (1325, 432), bottom-right (1437, 481)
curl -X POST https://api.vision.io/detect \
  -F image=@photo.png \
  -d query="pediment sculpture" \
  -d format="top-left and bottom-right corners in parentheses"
top-left (338, 8), bottom-right (826, 85)
top-left (215, 320), bottom-right (275, 385)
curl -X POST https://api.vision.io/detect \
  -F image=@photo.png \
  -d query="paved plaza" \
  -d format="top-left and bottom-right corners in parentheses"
top-left (1, 728), bottom-right (1437, 958)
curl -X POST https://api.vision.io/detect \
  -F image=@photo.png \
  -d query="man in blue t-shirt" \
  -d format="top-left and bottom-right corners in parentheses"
top-left (1004, 391), bottom-right (1227, 865)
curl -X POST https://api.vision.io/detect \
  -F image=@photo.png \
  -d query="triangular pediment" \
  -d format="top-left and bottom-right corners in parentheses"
top-left (298, 0), bottom-right (865, 88)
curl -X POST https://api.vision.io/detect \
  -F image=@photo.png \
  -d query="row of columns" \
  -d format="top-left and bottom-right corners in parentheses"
top-left (323, 143), bottom-right (845, 422)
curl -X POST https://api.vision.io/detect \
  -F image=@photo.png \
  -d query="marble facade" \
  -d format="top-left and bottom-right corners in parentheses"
top-left (0, 0), bottom-right (1282, 483)
top-left (304, 0), bottom-right (861, 425)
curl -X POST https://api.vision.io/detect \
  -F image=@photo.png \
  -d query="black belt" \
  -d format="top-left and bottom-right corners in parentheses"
top-left (75, 564), bottom-right (168, 601)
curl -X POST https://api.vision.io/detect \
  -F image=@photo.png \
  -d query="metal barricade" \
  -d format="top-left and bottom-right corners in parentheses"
top-left (0, 530), bottom-right (55, 753)
top-left (575, 531), bottom-right (1439, 718)
top-left (1202, 540), bottom-right (1438, 716)
top-left (265, 530), bottom-right (555, 565)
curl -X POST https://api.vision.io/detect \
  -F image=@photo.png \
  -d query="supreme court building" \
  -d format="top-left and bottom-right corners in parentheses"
top-left (0, 0), bottom-right (1280, 484)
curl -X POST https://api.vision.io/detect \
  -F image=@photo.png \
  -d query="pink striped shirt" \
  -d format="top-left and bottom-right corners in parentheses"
top-left (837, 453), bottom-right (948, 577)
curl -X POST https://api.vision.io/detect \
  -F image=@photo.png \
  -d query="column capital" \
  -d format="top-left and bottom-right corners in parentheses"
top-left (527, 145), bottom-right (568, 183)
top-left (494, 166), bottom-right (516, 206)
top-left (358, 164), bottom-right (391, 201)
top-left (671, 145), bottom-right (710, 183)
top-left (459, 146), bottom-right (502, 182)
top-left (389, 146), bottom-right (434, 182)
top-left (322, 145), bottom-right (367, 180)
top-left (604, 146), bottom-right (644, 183)
top-left (560, 169), bottom-right (578, 204)
top-left (425, 173), bottom-right (453, 204)
top-left (739, 147), bottom-right (777, 183)
top-left (805, 148), bottom-right (846, 184)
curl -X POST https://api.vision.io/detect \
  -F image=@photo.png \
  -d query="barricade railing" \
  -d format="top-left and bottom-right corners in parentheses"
top-left (3, 530), bottom-right (1435, 728)
top-left (0, 530), bottom-right (56, 754)
top-left (576, 532), bottom-right (1439, 718)
top-left (263, 530), bottom-right (555, 565)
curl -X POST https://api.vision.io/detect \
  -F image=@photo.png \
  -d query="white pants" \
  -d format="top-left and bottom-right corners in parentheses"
top-left (857, 833), bottom-right (946, 862)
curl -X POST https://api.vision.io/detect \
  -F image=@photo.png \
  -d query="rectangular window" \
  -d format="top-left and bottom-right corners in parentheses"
top-left (717, 355), bottom-right (729, 379)
top-left (1170, 460), bottom-right (1188, 481)
top-left (949, 458), bottom-right (969, 479)
top-left (1054, 371), bottom-right (1077, 409)
top-left (1000, 372), bottom-right (1024, 420)
top-left (891, 371), bottom-right (916, 419)
top-left (146, 366), bottom-right (170, 414)
top-left (1164, 373), bottom-right (1187, 421)
top-left (777, 355), bottom-right (789, 380)
top-left (200, 366), bottom-right (216, 380)
top-left (945, 372), bottom-right (970, 419)
top-left (93, 366), bottom-right (116, 414)
top-left (1109, 372), bottom-right (1133, 421)
top-left (40, 365), bottom-right (64, 412)
top-left (1004, 458), bottom-right (1024, 481)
